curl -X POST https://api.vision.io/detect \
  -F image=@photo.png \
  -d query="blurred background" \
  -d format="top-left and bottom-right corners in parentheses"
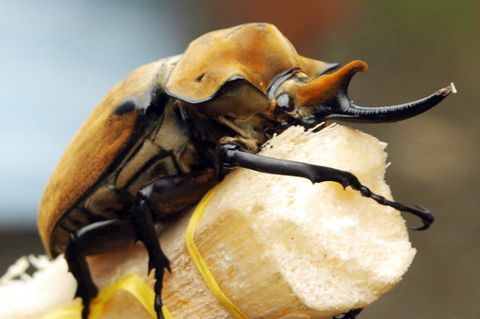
top-left (0, 1), bottom-right (478, 318)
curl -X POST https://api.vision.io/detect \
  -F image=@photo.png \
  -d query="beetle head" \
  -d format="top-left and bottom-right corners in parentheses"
top-left (272, 60), bottom-right (455, 128)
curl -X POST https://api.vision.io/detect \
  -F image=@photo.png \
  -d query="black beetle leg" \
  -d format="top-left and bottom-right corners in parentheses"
top-left (219, 144), bottom-right (434, 230)
top-left (65, 240), bottom-right (98, 319)
top-left (333, 308), bottom-right (363, 319)
top-left (130, 169), bottom-right (216, 319)
top-left (65, 219), bottom-right (137, 319)
top-left (131, 197), bottom-right (170, 319)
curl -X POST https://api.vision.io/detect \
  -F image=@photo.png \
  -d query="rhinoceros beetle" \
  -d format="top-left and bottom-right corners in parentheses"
top-left (39, 23), bottom-right (454, 319)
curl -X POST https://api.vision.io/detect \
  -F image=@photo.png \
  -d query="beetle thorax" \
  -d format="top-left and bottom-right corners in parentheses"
top-left (177, 79), bottom-right (277, 152)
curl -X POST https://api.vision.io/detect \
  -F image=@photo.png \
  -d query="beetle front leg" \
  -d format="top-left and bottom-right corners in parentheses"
top-left (219, 144), bottom-right (434, 230)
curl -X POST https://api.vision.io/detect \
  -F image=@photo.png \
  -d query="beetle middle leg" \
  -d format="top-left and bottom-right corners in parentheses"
top-left (133, 168), bottom-right (217, 319)
top-left (219, 143), bottom-right (434, 230)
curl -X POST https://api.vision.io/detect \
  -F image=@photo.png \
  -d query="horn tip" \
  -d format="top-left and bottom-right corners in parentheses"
top-left (449, 82), bottom-right (458, 94)
top-left (439, 82), bottom-right (457, 96)
top-left (349, 60), bottom-right (369, 72)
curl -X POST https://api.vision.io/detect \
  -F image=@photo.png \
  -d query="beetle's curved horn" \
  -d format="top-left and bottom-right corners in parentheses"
top-left (283, 60), bottom-right (455, 124)
top-left (331, 83), bottom-right (456, 123)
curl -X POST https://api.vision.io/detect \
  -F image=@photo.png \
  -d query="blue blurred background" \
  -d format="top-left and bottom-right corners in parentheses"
top-left (0, 1), bottom-right (478, 318)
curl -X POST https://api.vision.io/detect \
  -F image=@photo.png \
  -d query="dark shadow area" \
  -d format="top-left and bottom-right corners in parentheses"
top-left (0, 229), bottom-right (44, 272)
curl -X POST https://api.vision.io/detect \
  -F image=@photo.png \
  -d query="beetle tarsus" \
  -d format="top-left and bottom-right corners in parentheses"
top-left (353, 184), bottom-right (434, 231)
top-left (64, 236), bottom-right (98, 319)
top-left (132, 198), bottom-right (170, 319)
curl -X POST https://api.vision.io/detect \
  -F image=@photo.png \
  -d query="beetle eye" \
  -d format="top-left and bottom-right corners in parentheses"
top-left (275, 93), bottom-right (295, 113)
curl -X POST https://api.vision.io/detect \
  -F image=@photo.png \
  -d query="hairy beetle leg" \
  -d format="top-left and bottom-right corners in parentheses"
top-left (220, 144), bottom-right (434, 230)
top-left (333, 308), bottom-right (363, 319)
top-left (132, 198), bottom-right (170, 319)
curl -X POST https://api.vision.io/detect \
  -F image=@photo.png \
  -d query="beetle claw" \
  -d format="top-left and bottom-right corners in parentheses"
top-left (148, 253), bottom-right (171, 275)
top-left (145, 243), bottom-right (170, 319)
top-left (409, 205), bottom-right (435, 231)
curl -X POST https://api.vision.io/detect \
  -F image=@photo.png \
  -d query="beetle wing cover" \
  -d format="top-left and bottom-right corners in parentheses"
top-left (166, 23), bottom-right (334, 103)
top-left (38, 60), bottom-right (173, 253)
